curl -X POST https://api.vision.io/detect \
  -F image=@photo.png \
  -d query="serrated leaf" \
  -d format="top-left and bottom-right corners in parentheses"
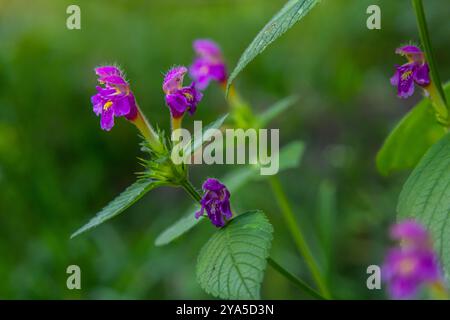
top-left (154, 141), bottom-right (304, 246)
top-left (397, 132), bottom-right (450, 280)
top-left (258, 95), bottom-right (299, 127)
top-left (182, 114), bottom-right (228, 161)
top-left (227, 0), bottom-right (320, 92)
top-left (196, 210), bottom-right (273, 299)
top-left (71, 179), bottom-right (157, 238)
top-left (376, 83), bottom-right (450, 175)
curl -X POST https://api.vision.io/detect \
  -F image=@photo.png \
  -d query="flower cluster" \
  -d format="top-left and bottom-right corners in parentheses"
top-left (390, 45), bottom-right (430, 99)
top-left (189, 39), bottom-right (227, 90)
top-left (382, 220), bottom-right (443, 299)
top-left (163, 66), bottom-right (203, 119)
top-left (195, 178), bottom-right (233, 228)
top-left (91, 66), bottom-right (138, 131)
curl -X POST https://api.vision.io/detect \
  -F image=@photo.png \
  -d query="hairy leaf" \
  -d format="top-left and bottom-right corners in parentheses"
top-left (397, 132), bottom-right (450, 279)
top-left (196, 210), bottom-right (273, 299)
top-left (71, 179), bottom-right (157, 238)
top-left (227, 0), bottom-right (320, 91)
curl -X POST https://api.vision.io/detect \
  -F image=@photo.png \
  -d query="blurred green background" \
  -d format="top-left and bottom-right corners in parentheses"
top-left (0, 0), bottom-right (449, 299)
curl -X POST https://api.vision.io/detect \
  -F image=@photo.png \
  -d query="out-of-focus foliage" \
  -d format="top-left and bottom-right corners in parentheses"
top-left (0, 0), bottom-right (449, 299)
top-left (376, 83), bottom-right (449, 176)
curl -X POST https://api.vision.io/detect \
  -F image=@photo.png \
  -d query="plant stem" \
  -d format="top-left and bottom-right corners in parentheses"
top-left (171, 116), bottom-right (183, 132)
top-left (412, 0), bottom-right (448, 110)
top-left (133, 105), bottom-right (163, 152)
top-left (180, 179), bottom-right (202, 202)
top-left (268, 176), bottom-right (331, 299)
top-left (267, 257), bottom-right (326, 300)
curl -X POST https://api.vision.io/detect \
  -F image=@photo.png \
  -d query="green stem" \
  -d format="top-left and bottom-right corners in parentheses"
top-left (133, 105), bottom-right (163, 152)
top-left (412, 0), bottom-right (448, 109)
top-left (267, 257), bottom-right (326, 300)
top-left (268, 176), bottom-right (331, 299)
top-left (180, 179), bottom-right (202, 202)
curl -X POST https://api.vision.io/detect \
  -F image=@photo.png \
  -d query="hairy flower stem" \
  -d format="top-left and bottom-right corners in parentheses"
top-left (412, 0), bottom-right (449, 123)
top-left (171, 116), bottom-right (183, 132)
top-left (180, 179), bottom-right (202, 202)
top-left (267, 257), bottom-right (326, 300)
top-left (133, 106), bottom-right (163, 151)
top-left (269, 176), bottom-right (331, 299)
top-left (425, 83), bottom-right (449, 126)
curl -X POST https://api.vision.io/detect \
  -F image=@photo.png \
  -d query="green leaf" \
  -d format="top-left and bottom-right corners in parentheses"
top-left (182, 114), bottom-right (228, 161)
top-left (196, 210), bottom-right (273, 299)
top-left (71, 179), bottom-right (157, 238)
top-left (154, 141), bottom-right (304, 246)
top-left (397, 132), bottom-right (450, 279)
top-left (227, 0), bottom-right (320, 92)
top-left (278, 140), bottom-right (304, 171)
top-left (376, 83), bottom-right (450, 175)
top-left (258, 95), bottom-right (299, 127)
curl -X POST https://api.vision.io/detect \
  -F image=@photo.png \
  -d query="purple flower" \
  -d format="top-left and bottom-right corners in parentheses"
top-left (390, 45), bottom-right (430, 99)
top-left (91, 66), bottom-right (138, 131)
top-left (163, 66), bottom-right (202, 119)
top-left (390, 219), bottom-right (430, 249)
top-left (382, 220), bottom-right (442, 299)
top-left (195, 178), bottom-right (233, 228)
top-left (189, 39), bottom-right (227, 90)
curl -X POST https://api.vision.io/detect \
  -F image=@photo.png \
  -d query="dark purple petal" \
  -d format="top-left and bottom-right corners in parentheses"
top-left (195, 206), bottom-right (205, 219)
top-left (166, 93), bottom-right (189, 118)
top-left (163, 66), bottom-right (188, 94)
top-left (390, 67), bottom-right (400, 86)
top-left (165, 83), bottom-right (202, 118)
top-left (91, 93), bottom-right (104, 115)
top-left (195, 178), bottom-right (233, 228)
top-left (413, 63), bottom-right (430, 87)
top-left (100, 107), bottom-right (115, 131)
top-left (112, 95), bottom-right (131, 117)
top-left (395, 45), bottom-right (425, 64)
top-left (395, 45), bottom-right (422, 55)
top-left (202, 178), bottom-right (225, 192)
top-left (91, 65), bottom-right (137, 130)
top-left (124, 94), bottom-right (138, 120)
top-left (396, 64), bottom-right (415, 98)
top-left (101, 75), bottom-right (128, 86)
top-left (95, 66), bottom-right (121, 78)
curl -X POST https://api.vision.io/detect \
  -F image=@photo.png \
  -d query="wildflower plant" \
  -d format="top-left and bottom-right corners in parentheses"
top-left (377, 0), bottom-right (450, 299)
top-left (70, 0), bottom-right (450, 300)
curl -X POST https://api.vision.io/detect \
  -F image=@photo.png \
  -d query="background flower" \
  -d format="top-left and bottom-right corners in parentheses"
top-left (189, 39), bottom-right (227, 90)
